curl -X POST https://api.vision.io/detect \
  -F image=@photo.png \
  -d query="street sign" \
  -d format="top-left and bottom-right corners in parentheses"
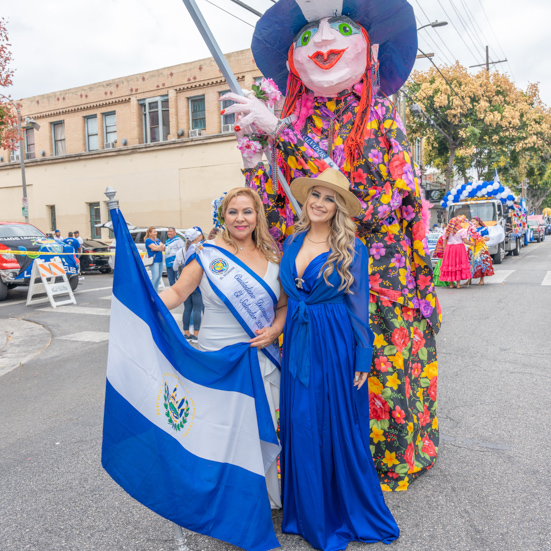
top-left (22, 206), bottom-right (28, 217)
top-left (22, 197), bottom-right (28, 207)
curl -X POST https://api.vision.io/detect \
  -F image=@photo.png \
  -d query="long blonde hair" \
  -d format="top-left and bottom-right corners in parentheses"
top-left (145, 226), bottom-right (157, 240)
top-left (221, 187), bottom-right (281, 264)
top-left (294, 188), bottom-right (357, 292)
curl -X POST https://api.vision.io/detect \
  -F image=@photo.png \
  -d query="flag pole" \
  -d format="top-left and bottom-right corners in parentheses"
top-left (181, 0), bottom-right (302, 216)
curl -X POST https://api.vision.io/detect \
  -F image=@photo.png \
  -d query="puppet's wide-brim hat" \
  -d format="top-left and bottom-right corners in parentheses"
top-left (252, 0), bottom-right (418, 97)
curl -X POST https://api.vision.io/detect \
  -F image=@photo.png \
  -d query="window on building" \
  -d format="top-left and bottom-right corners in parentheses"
top-left (85, 116), bottom-right (99, 152)
top-left (141, 97), bottom-right (169, 143)
top-left (48, 205), bottom-right (57, 232)
top-left (52, 121), bottom-right (66, 156)
top-left (189, 96), bottom-right (206, 131)
top-left (9, 143), bottom-right (20, 162)
top-left (103, 112), bottom-right (117, 145)
top-left (25, 128), bottom-right (35, 160)
top-left (220, 90), bottom-right (235, 131)
top-left (89, 202), bottom-right (101, 239)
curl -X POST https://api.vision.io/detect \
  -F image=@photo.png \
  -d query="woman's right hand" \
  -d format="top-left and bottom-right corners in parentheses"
top-left (160, 259), bottom-right (203, 310)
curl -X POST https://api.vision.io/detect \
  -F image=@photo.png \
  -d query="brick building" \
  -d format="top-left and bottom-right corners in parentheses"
top-left (0, 49), bottom-right (262, 239)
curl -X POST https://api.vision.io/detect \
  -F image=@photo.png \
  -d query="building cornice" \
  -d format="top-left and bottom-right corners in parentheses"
top-left (175, 74), bottom-right (246, 93)
top-left (32, 97), bottom-right (132, 120)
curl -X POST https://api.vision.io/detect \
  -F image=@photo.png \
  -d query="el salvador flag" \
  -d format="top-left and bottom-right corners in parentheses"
top-left (102, 206), bottom-right (280, 551)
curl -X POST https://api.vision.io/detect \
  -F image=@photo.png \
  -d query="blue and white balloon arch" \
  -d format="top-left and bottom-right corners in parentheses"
top-left (440, 180), bottom-right (516, 209)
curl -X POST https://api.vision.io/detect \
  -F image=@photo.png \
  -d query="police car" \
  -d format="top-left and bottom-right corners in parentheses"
top-left (0, 222), bottom-right (79, 301)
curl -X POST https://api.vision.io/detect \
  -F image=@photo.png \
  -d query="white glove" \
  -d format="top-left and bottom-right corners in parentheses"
top-left (220, 92), bottom-right (279, 135)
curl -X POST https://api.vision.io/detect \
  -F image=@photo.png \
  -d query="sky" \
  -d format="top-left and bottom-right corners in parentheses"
top-left (2, 0), bottom-right (551, 106)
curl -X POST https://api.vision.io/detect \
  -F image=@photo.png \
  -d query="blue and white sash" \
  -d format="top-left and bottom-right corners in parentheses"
top-left (196, 244), bottom-right (281, 369)
top-left (302, 134), bottom-right (342, 172)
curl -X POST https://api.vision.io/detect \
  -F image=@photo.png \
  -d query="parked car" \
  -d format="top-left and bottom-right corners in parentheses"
top-left (0, 222), bottom-right (79, 301)
top-left (107, 226), bottom-right (187, 271)
top-left (79, 239), bottom-right (111, 274)
top-left (527, 217), bottom-right (546, 242)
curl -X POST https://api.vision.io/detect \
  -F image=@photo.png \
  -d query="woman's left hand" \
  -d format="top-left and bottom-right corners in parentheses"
top-left (249, 326), bottom-right (279, 349)
top-left (354, 372), bottom-right (368, 390)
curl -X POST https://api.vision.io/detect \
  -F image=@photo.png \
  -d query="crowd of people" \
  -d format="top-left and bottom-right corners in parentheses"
top-left (432, 215), bottom-right (495, 289)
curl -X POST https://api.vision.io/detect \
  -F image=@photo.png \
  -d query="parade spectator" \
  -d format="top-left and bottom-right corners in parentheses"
top-left (144, 227), bottom-right (165, 292)
top-left (180, 227), bottom-right (205, 343)
top-left (53, 229), bottom-right (63, 243)
top-left (63, 232), bottom-right (81, 254)
top-left (164, 227), bottom-right (184, 286)
top-left (74, 231), bottom-right (84, 252)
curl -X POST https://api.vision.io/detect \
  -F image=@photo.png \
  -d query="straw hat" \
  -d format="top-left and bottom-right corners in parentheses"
top-left (291, 168), bottom-right (362, 217)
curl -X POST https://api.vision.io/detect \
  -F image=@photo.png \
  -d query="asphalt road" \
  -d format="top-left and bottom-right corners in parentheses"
top-left (1, 242), bottom-right (550, 551)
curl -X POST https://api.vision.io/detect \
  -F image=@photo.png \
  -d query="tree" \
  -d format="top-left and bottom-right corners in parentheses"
top-left (0, 17), bottom-right (20, 152)
top-left (405, 64), bottom-right (551, 192)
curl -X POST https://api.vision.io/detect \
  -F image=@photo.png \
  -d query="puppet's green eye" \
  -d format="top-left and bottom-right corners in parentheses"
top-left (299, 30), bottom-right (312, 46)
top-left (338, 23), bottom-right (353, 36)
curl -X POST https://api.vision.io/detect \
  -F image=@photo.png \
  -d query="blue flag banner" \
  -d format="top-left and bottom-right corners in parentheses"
top-left (102, 207), bottom-right (280, 551)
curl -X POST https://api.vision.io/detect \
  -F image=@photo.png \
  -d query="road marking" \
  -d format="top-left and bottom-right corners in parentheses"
top-left (0, 285), bottom-right (113, 308)
top-left (99, 295), bottom-right (113, 300)
top-left (59, 331), bottom-right (110, 343)
top-left (542, 272), bottom-right (551, 286)
top-left (38, 306), bottom-right (111, 316)
top-left (487, 270), bottom-right (515, 284)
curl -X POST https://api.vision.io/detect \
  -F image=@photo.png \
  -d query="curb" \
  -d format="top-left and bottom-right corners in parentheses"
top-left (0, 318), bottom-right (52, 378)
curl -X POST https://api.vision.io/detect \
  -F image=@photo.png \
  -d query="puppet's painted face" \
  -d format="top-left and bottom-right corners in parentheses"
top-left (292, 16), bottom-right (368, 97)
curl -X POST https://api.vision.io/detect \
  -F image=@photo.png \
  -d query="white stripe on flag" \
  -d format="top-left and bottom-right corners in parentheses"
top-left (107, 297), bottom-right (266, 476)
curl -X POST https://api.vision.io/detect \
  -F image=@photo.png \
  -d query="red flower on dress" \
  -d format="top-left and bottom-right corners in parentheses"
top-left (411, 362), bottom-right (422, 378)
top-left (369, 393), bottom-right (390, 421)
top-left (363, 204), bottom-right (374, 221)
top-left (389, 153), bottom-right (407, 181)
top-left (352, 168), bottom-right (367, 185)
top-left (418, 404), bottom-right (431, 426)
top-left (405, 442), bottom-right (415, 471)
top-left (369, 273), bottom-right (382, 288)
top-left (428, 377), bottom-right (437, 402)
top-left (384, 233), bottom-right (396, 244)
top-left (387, 471), bottom-right (400, 479)
top-left (391, 327), bottom-right (410, 352)
top-left (422, 436), bottom-right (437, 457)
top-left (392, 405), bottom-right (406, 424)
top-left (405, 376), bottom-right (411, 399)
top-left (411, 327), bottom-right (426, 355)
top-left (402, 307), bottom-right (414, 322)
top-left (418, 274), bottom-right (432, 290)
top-left (412, 220), bottom-right (426, 243)
top-left (374, 356), bottom-right (392, 372)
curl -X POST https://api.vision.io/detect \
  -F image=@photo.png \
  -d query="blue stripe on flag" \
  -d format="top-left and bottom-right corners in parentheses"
top-left (102, 381), bottom-right (280, 551)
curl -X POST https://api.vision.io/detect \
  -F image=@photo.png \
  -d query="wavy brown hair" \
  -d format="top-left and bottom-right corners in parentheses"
top-left (293, 188), bottom-right (357, 293)
top-left (144, 226), bottom-right (157, 240)
top-left (220, 187), bottom-right (281, 264)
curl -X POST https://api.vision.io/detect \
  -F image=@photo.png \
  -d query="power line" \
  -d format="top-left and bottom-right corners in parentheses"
top-left (415, 17), bottom-right (454, 66)
top-left (413, 0), bottom-right (459, 63)
top-left (202, 0), bottom-right (255, 28)
top-left (447, 0), bottom-right (485, 54)
top-left (458, 0), bottom-right (499, 59)
top-left (436, 0), bottom-right (485, 64)
top-left (475, 0), bottom-right (516, 81)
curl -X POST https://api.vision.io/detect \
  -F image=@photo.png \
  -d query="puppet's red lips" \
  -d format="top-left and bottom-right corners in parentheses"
top-left (308, 49), bottom-right (348, 70)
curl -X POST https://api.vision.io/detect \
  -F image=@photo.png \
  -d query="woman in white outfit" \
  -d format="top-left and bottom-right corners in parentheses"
top-left (160, 187), bottom-right (287, 508)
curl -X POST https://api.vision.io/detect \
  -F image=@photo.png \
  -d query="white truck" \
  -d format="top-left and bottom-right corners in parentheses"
top-left (447, 199), bottom-right (522, 264)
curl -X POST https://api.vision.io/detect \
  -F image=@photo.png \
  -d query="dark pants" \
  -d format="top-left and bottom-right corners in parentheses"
top-left (183, 289), bottom-right (203, 332)
top-left (166, 266), bottom-right (178, 286)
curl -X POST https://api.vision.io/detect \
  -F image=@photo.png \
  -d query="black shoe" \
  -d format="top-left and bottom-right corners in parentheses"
top-left (184, 333), bottom-right (192, 341)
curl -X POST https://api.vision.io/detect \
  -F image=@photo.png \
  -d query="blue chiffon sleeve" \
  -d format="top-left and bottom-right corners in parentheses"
top-left (345, 239), bottom-right (375, 372)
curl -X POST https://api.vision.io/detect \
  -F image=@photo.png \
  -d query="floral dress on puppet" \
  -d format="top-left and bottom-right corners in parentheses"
top-left (222, 0), bottom-right (440, 491)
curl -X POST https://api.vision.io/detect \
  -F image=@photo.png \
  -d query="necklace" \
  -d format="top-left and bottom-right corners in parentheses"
top-left (306, 234), bottom-right (329, 244)
top-left (238, 243), bottom-right (255, 251)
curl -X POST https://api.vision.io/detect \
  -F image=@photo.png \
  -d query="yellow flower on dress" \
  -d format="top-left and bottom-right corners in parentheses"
top-left (370, 426), bottom-right (385, 444)
top-left (373, 333), bottom-right (388, 348)
top-left (368, 377), bottom-right (383, 395)
top-left (421, 362), bottom-right (438, 380)
top-left (380, 484), bottom-right (392, 492)
top-left (287, 156), bottom-right (298, 170)
top-left (312, 115), bottom-right (323, 129)
top-left (386, 372), bottom-right (400, 390)
top-left (396, 477), bottom-right (409, 491)
top-left (416, 388), bottom-right (424, 402)
top-left (416, 433), bottom-right (421, 444)
top-left (407, 422), bottom-right (414, 434)
top-left (390, 353), bottom-right (404, 370)
top-left (432, 416), bottom-right (439, 430)
top-left (382, 450), bottom-right (399, 468)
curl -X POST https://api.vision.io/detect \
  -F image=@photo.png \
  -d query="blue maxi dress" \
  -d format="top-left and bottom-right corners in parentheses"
top-left (279, 233), bottom-right (400, 551)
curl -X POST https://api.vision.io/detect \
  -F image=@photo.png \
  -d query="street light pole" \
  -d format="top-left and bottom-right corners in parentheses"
top-left (417, 21), bottom-right (448, 32)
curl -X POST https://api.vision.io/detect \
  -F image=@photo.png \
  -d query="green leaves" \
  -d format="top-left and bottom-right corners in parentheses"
top-left (418, 347), bottom-right (428, 362)
top-left (384, 345), bottom-right (397, 356)
top-left (394, 463), bottom-right (410, 475)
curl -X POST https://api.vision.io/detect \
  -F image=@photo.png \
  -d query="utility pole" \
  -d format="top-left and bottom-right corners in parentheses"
top-left (470, 46), bottom-right (507, 72)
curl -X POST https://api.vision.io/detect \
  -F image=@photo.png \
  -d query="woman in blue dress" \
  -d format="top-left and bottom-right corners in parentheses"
top-left (279, 168), bottom-right (399, 550)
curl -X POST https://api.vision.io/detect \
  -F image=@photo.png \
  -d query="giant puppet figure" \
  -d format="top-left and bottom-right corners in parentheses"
top-left (223, 0), bottom-right (441, 492)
